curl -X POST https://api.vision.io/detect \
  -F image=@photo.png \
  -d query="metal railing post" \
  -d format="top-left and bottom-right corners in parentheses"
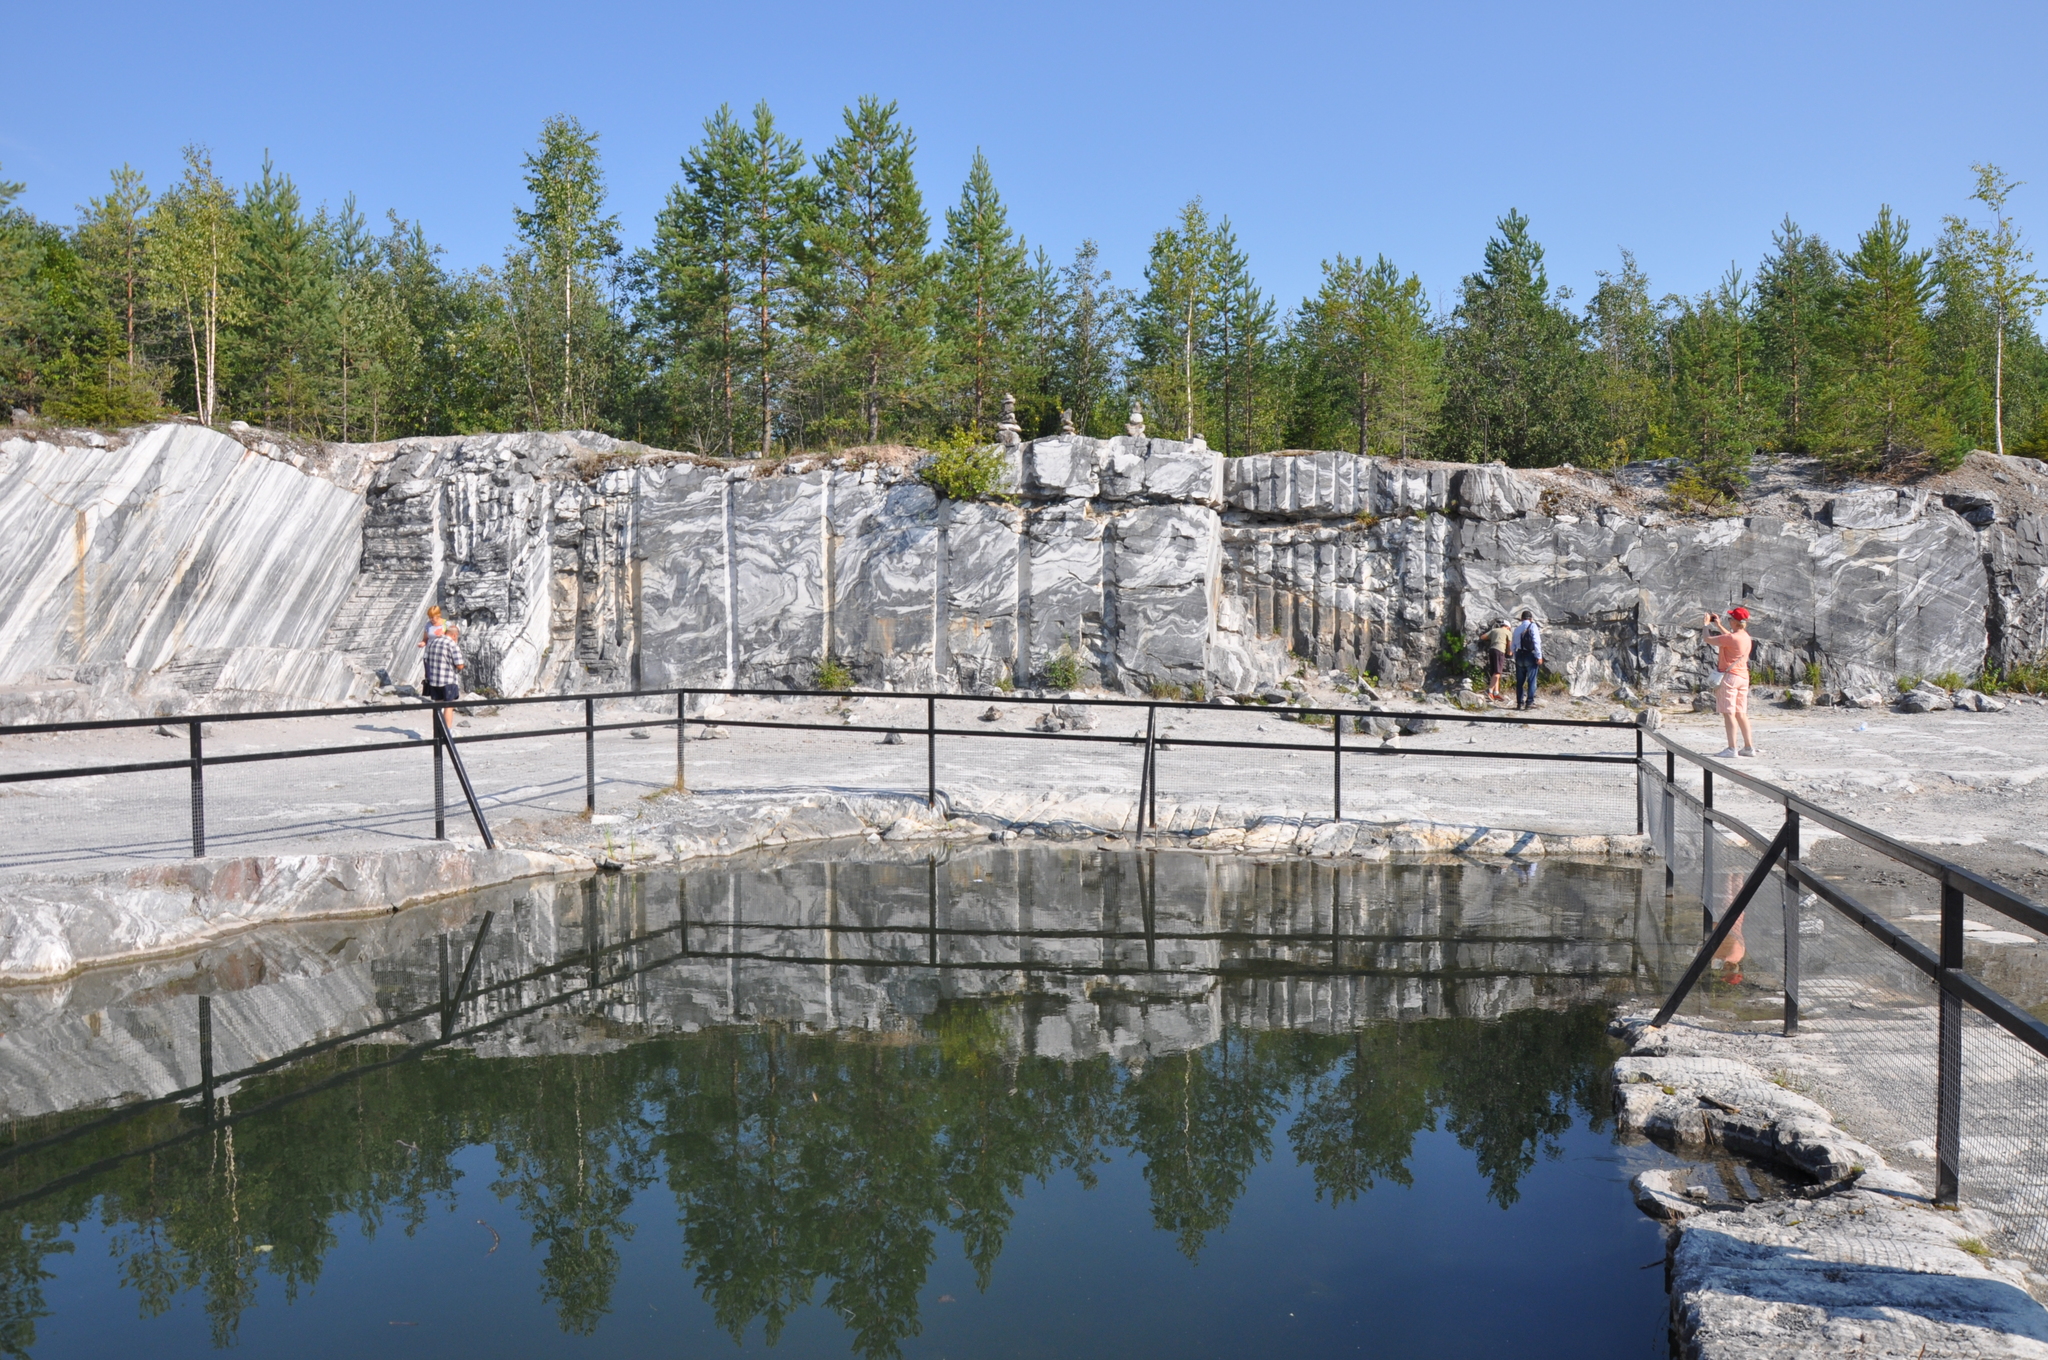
top-left (1662, 748), bottom-right (1676, 897)
top-left (1782, 809), bottom-right (1801, 1036)
top-left (188, 719), bottom-right (206, 858)
top-left (584, 696), bottom-right (596, 815)
top-left (1701, 769), bottom-right (1714, 930)
top-left (1635, 728), bottom-right (1644, 834)
top-left (676, 689), bottom-right (687, 792)
top-left (1331, 710), bottom-right (1342, 822)
top-left (1937, 880), bottom-right (1964, 1206)
top-left (926, 696), bottom-right (937, 809)
top-left (432, 703), bottom-right (447, 840)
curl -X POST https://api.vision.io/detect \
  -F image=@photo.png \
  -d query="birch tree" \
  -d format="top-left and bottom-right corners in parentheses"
top-left (146, 146), bottom-right (240, 425)
top-left (1946, 164), bottom-right (2046, 454)
top-left (514, 115), bottom-right (619, 428)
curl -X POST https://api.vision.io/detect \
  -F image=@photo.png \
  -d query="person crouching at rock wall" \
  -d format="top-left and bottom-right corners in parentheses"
top-left (1512, 611), bottom-right (1543, 710)
top-left (424, 624), bottom-right (466, 704)
top-left (1705, 608), bottom-right (1758, 758)
top-left (1484, 618), bottom-right (1512, 703)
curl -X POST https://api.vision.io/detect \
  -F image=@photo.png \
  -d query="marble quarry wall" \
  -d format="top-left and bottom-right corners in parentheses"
top-left (2, 420), bottom-right (2044, 720)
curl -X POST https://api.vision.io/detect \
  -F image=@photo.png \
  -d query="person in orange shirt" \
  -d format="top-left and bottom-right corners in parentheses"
top-left (1705, 607), bottom-right (1757, 757)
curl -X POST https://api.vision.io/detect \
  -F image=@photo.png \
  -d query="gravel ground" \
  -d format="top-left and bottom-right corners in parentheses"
top-left (2, 685), bottom-right (2045, 897)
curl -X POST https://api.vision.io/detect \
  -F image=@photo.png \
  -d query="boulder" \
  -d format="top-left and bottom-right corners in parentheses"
top-left (1847, 690), bottom-right (1887, 709)
top-left (1784, 685), bottom-right (1813, 709)
top-left (1823, 486), bottom-right (1927, 529)
top-left (1451, 463), bottom-right (1539, 521)
top-left (1974, 691), bottom-right (2008, 713)
top-left (1396, 716), bottom-right (1440, 735)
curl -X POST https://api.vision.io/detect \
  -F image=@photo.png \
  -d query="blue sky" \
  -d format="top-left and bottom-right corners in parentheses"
top-left (10, 0), bottom-right (2046, 315)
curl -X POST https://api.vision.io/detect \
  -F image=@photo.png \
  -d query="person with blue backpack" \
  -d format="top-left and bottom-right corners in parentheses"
top-left (1511, 610), bottom-right (1543, 710)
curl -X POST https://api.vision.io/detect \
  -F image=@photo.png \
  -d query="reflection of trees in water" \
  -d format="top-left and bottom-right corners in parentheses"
top-left (0, 1007), bottom-right (1613, 1359)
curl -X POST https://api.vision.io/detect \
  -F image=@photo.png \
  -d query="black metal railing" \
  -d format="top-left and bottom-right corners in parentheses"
top-left (0, 686), bottom-right (1641, 858)
top-left (1639, 728), bottom-right (2048, 1207)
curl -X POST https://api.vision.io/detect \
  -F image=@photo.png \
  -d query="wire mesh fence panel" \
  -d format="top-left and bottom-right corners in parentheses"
top-left (1772, 892), bottom-right (1943, 1180)
top-left (1960, 1009), bottom-right (2048, 1269)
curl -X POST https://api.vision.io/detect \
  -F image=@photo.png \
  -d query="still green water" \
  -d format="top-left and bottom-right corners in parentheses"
top-left (0, 848), bottom-right (1700, 1358)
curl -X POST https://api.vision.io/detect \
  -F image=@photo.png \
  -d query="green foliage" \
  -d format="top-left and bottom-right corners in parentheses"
top-left (9, 125), bottom-right (2048, 481)
top-left (1041, 643), bottom-right (1082, 690)
top-left (1981, 653), bottom-right (2048, 694)
top-left (1804, 661), bottom-right (1824, 691)
top-left (1135, 198), bottom-right (1223, 442)
top-left (1823, 206), bottom-right (1952, 475)
top-left (918, 429), bottom-right (1004, 499)
top-left (1897, 673), bottom-right (1922, 693)
top-left (1435, 210), bottom-right (1603, 468)
top-left (1295, 253), bottom-right (1441, 457)
top-left (936, 151), bottom-right (1033, 438)
top-left (813, 655), bottom-right (854, 691)
top-left (1932, 670), bottom-right (1965, 692)
top-left (1436, 631), bottom-right (1480, 682)
top-left (1666, 267), bottom-right (1772, 497)
top-left (810, 96), bottom-right (931, 445)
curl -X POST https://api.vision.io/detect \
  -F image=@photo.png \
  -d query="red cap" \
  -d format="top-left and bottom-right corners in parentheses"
top-left (1727, 606), bottom-right (1750, 621)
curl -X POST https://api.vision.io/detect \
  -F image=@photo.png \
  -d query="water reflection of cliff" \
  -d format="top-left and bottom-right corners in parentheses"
top-left (1, 848), bottom-right (1678, 1119)
top-left (0, 848), bottom-right (1680, 1358)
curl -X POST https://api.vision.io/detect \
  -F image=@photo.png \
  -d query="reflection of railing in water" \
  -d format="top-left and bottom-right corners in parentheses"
top-left (0, 855), bottom-right (1680, 1217)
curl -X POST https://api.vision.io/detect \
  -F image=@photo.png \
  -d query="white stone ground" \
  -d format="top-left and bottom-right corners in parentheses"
top-left (2, 686), bottom-right (2046, 885)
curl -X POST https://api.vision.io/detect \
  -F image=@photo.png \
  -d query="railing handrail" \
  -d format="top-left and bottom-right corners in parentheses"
top-left (1644, 728), bottom-right (2048, 935)
top-left (0, 682), bottom-right (1636, 738)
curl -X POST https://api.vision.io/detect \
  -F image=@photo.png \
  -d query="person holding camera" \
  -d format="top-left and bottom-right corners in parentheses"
top-left (1705, 607), bottom-right (1757, 757)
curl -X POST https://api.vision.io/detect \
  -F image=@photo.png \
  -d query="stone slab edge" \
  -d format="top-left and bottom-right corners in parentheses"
top-left (561, 784), bottom-right (1654, 866)
top-left (0, 845), bottom-right (589, 984)
top-left (1611, 1015), bottom-right (2048, 1358)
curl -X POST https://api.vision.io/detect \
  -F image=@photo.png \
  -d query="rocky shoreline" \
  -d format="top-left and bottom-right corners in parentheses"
top-left (1614, 1013), bottom-right (2048, 1357)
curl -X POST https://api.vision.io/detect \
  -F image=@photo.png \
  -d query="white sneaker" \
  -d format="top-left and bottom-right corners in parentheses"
top-left (1716, 747), bottom-right (1739, 758)
top-left (1739, 746), bottom-right (1760, 757)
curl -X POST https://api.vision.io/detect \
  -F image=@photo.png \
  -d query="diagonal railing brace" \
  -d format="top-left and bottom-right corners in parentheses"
top-left (1651, 814), bottom-right (1797, 1027)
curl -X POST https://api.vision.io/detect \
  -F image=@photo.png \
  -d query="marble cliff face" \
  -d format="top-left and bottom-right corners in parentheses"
top-left (2, 420), bottom-right (2043, 718)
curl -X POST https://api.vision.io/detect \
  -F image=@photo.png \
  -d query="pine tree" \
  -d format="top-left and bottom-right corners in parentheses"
top-left (935, 150), bottom-right (1030, 436)
top-left (59, 165), bottom-right (159, 423)
top-left (1299, 253), bottom-right (1440, 457)
top-left (1208, 220), bottom-right (1277, 455)
top-left (1584, 250), bottom-right (1667, 463)
top-left (1436, 210), bottom-right (1598, 466)
top-left (234, 155), bottom-right (333, 433)
top-left (327, 194), bottom-right (392, 441)
top-left (1827, 206), bottom-right (1948, 473)
top-left (146, 146), bottom-right (240, 425)
top-left (1047, 240), bottom-right (1132, 436)
top-left (1929, 220), bottom-right (1998, 451)
top-left (1752, 218), bottom-right (1839, 451)
top-left (1136, 199), bottom-right (1222, 440)
top-left (811, 96), bottom-right (930, 444)
top-left (636, 106), bottom-right (753, 454)
top-left (1667, 268), bottom-right (1773, 500)
top-left (514, 115), bottom-right (620, 429)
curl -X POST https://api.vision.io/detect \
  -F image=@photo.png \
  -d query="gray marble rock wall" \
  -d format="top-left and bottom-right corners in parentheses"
top-left (4, 423), bottom-right (2042, 716)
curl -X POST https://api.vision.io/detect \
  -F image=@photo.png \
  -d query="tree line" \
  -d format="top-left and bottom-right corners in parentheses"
top-left (4, 101), bottom-right (2045, 491)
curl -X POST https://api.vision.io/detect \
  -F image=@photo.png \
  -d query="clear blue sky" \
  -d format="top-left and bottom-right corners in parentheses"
top-left (10, 0), bottom-right (2046, 315)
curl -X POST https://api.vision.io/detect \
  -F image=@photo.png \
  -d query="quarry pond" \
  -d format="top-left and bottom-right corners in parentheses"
top-left (0, 847), bottom-right (1726, 1358)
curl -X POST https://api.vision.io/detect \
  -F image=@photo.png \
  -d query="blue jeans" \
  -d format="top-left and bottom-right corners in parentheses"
top-left (1516, 656), bottom-right (1540, 708)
